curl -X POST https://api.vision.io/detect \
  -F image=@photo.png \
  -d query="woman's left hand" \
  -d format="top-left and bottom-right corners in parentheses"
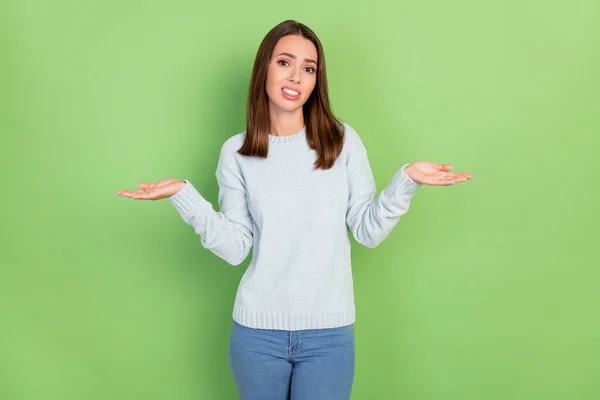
top-left (404, 161), bottom-right (472, 186)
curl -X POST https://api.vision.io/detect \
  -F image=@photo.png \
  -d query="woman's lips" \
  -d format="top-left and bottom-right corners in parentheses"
top-left (281, 87), bottom-right (301, 100)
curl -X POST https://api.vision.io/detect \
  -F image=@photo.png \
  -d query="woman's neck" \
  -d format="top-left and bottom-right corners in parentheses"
top-left (269, 107), bottom-right (305, 137)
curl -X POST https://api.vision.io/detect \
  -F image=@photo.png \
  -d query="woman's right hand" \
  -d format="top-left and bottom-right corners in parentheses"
top-left (116, 179), bottom-right (186, 200)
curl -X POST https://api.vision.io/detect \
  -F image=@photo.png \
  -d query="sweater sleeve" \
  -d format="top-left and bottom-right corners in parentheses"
top-left (168, 140), bottom-right (253, 266)
top-left (345, 125), bottom-right (422, 248)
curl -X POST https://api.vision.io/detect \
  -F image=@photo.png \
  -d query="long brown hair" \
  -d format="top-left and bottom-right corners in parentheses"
top-left (237, 20), bottom-right (344, 170)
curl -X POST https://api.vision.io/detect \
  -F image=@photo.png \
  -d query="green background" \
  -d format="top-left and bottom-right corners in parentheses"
top-left (2, 0), bottom-right (598, 399)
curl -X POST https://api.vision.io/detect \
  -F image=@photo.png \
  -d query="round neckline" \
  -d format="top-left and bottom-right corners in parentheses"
top-left (268, 126), bottom-right (307, 145)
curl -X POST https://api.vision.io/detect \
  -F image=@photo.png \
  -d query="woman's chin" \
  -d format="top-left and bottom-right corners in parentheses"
top-left (270, 101), bottom-right (304, 114)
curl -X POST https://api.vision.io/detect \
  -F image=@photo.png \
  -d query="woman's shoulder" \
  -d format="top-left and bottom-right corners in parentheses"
top-left (219, 130), bottom-right (246, 154)
top-left (340, 121), bottom-right (366, 157)
top-left (214, 131), bottom-right (247, 173)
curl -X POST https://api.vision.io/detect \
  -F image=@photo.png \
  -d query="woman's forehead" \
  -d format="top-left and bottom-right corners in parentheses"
top-left (273, 35), bottom-right (317, 62)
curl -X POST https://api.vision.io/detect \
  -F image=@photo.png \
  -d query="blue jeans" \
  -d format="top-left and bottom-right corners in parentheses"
top-left (228, 319), bottom-right (355, 399)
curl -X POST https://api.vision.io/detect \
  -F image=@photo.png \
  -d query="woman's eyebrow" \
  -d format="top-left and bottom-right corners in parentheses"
top-left (276, 52), bottom-right (317, 65)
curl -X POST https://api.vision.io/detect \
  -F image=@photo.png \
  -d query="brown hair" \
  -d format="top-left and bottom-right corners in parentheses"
top-left (237, 20), bottom-right (345, 170)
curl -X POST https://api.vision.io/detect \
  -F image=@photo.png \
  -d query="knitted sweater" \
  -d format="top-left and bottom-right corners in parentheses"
top-left (168, 122), bottom-right (422, 330)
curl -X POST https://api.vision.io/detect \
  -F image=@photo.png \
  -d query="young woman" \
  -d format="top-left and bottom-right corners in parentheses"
top-left (117, 19), bottom-right (471, 400)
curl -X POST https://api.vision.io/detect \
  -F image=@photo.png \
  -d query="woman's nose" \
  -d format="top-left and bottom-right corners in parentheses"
top-left (288, 70), bottom-right (300, 84)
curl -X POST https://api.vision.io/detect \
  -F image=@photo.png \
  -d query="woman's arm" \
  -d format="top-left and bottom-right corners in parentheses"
top-left (345, 125), bottom-right (421, 248)
top-left (169, 139), bottom-right (253, 266)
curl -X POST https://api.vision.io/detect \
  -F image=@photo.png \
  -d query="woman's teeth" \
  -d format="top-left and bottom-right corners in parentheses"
top-left (283, 88), bottom-right (299, 96)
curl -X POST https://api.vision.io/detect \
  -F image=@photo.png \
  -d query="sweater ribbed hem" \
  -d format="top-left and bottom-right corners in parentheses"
top-left (232, 303), bottom-right (356, 331)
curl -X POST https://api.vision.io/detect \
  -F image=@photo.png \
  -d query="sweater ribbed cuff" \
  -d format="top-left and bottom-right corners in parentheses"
top-left (168, 180), bottom-right (214, 218)
top-left (392, 163), bottom-right (422, 195)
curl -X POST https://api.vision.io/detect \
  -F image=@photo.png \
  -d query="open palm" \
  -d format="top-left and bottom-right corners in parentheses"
top-left (404, 161), bottom-right (472, 186)
top-left (116, 178), bottom-right (185, 200)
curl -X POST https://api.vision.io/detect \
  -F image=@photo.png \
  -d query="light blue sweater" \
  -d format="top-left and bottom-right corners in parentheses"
top-left (168, 123), bottom-right (421, 330)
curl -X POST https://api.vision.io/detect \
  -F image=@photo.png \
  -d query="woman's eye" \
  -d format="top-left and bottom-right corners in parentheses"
top-left (305, 67), bottom-right (315, 73)
top-left (278, 60), bottom-right (289, 66)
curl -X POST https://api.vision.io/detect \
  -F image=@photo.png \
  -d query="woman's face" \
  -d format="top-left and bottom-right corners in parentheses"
top-left (265, 34), bottom-right (318, 114)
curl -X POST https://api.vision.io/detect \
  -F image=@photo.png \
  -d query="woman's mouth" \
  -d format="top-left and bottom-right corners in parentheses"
top-left (282, 87), bottom-right (301, 100)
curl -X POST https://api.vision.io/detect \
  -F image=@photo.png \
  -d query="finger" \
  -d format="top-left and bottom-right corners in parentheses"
top-left (441, 176), bottom-right (460, 185)
top-left (446, 172), bottom-right (471, 180)
top-left (435, 175), bottom-right (466, 186)
top-left (434, 163), bottom-right (453, 171)
top-left (423, 175), bottom-right (452, 186)
top-left (450, 171), bottom-right (472, 179)
top-left (131, 189), bottom-right (158, 200)
top-left (117, 190), bottom-right (143, 197)
top-left (442, 173), bottom-right (468, 182)
top-left (448, 175), bottom-right (469, 184)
